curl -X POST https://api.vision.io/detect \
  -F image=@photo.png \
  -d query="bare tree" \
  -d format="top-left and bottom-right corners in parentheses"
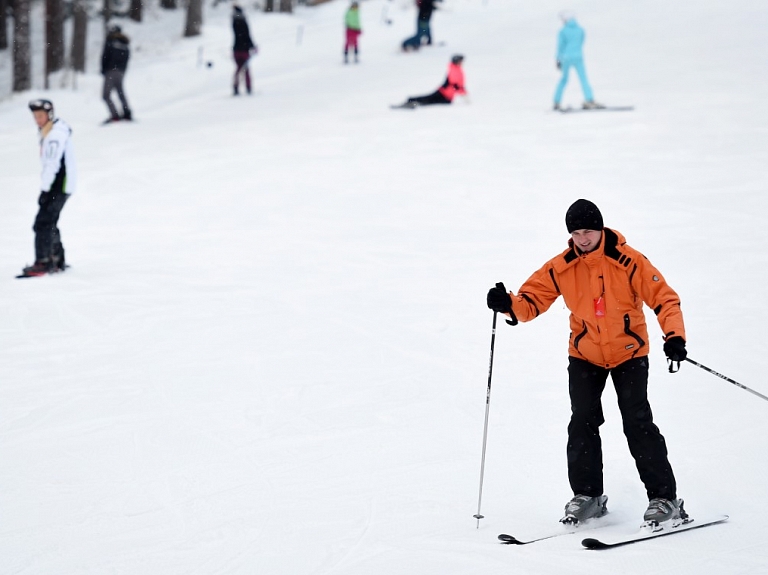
top-left (129, 0), bottom-right (142, 22)
top-left (160, 0), bottom-right (177, 9)
top-left (184, 0), bottom-right (202, 37)
top-left (264, 0), bottom-right (274, 12)
top-left (13, 0), bottom-right (31, 91)
top-left (71, 0), bottom-right (88, 72)
top-left (103, 0), bottom-right (112, 27)
top-left (46, 0), bottom-right (65, 86)
top-left (0, 0), bottom-right (8, 51)
top-left (279, 0), bottom-right (292, 12)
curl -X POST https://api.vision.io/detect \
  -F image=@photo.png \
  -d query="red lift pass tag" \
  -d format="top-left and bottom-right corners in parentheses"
top-left (594, 296), bottom-right (606, 318)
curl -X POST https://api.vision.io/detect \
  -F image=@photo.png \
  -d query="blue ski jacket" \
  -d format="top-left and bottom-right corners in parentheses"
top-left (556, 19), bottom-right (586, 62)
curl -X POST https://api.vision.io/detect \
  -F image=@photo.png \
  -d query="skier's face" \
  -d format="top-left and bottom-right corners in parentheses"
top-left (32, 110), bottom-right (49, 129)
top-left (571, 229), bottom-right (602, 253)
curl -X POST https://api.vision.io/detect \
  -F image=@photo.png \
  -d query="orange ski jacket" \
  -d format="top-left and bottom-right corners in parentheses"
top-left (507, 228), bottom-right (685, 369)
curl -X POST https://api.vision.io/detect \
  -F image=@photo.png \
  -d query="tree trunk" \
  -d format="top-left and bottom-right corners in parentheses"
top-left (129, 0), bottom-right (142, 22)
top-left (160, 0), bottom-right (177, 9)
top-left (0, 0), bottom-right (8, 51)
top-left (46, 0), bottom-right (65, 82)
top-left (71, 0), bottom-right (88, 72)
top-left (103, 0), bottom-right (112, 27)
top-left (279, 0), bottom-right (292, 13)
top-left (183, 0), bottom-right (202, 37)
top-left (13, 0), bottom-right (31, 92)
top-left (264, 0), bottom-right (274, 12)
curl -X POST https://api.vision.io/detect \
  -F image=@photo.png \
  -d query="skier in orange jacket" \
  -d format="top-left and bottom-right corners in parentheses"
top-left (487, 199), bottom-right (689, 527)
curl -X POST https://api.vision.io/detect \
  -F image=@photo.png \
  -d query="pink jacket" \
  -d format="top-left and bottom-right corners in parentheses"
top-left (438, 63), bottom-right (466, 101)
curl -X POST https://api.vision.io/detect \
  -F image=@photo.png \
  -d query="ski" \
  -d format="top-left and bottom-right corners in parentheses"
top-left (559, 106), bottom-right (634, 114)
top-left (390, 103), bottom-right (418, 110)
top-left (498, 516), bottom-right (613, 545)
top-left (582, 514), bottom-right (728, 549)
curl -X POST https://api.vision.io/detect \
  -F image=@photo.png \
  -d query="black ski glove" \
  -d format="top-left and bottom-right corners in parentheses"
top-left (663, 336), bottom-right (687, 362)
top-left (487, 282), bottom-right (512, 314)
top-left (664, 336), bottom-right (687, 373)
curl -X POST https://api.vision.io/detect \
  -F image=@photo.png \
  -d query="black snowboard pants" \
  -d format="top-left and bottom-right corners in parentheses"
top-left (566, 356), bottom-right (677, 501)
top-left (33, 190), bottom-right (68, 265)
top-left (406, 90), bottom-right (450, 106)
top-left (103, 70), bottom-right (131, 119)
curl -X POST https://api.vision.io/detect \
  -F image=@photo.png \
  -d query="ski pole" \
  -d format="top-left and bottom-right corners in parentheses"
top-left (474, 309), bottom-right (498, 528)
top-left (685, 358), bottom-right (768, 403)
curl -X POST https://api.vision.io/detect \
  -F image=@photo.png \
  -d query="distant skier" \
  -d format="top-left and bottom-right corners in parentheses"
top-left (401, 0), bottom-right (441, 52)
top-left (21, 100), bottom-right (77, 278)
top-left (553, 11), bottom-right (602, 110)
top-left (392, 54), bottom-right (467, 109)
top-left (232, 4), bottom-right (257, 95)
top-left (487, 200), bottom-right (688, 527)
top-left (344, 2), bottom-right (362, 64)
top-left (101, 24), bottom-right (132, 123)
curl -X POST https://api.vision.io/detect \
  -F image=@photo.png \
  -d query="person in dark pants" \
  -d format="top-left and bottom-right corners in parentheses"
top-left (486, 199), bottom-right (689, 527)
top-left (23, 99), bottom-right (77, 277)
top-left (101, 24), bottom-right (132, 123)
top-left (232, 4), bottom-right (257, 95)
top-left (393, 55), bottom-right (467, 109)
top-left (402, 0), bottom-right (441, 51)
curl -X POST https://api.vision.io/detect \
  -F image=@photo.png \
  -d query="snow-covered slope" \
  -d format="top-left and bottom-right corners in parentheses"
top-left (1, 1), bottom-right (767, 573)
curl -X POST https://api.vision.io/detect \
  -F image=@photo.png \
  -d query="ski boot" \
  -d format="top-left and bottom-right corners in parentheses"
top-left (582, 100), bottom-right (605, 110)
top-left (643, 498), bottom-right (688, 530)
top-left (560, 494), bottom-right (608, 525)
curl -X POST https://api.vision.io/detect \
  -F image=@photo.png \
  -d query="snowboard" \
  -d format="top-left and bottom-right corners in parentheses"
top-left (390, 102), bottom-right (418, 110)
top-left (15, 264), bottom-right (69, 279)
top-left (101, 117), bottom-right (135, 126)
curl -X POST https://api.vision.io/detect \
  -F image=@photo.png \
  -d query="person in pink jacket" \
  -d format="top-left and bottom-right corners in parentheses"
top-left (393, 55), bottom-right (468, 109)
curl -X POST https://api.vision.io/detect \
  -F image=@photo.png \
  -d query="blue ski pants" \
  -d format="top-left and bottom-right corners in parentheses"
top-left (554, 57), bottom-right (593, 104)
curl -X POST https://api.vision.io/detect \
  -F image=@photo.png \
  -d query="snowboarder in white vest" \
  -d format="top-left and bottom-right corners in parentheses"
top-left (21, 100), bottom-right (77, 277)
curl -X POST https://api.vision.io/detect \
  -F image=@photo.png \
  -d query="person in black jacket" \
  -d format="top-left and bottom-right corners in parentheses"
top-left (232, 5), bottom-right (257, 96)
top-left (402, 0), bottom-right (441, 51)
top-left (101, 24), bottom-right (132, 123)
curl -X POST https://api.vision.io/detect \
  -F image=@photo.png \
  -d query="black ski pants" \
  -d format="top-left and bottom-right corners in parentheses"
top-left (566, 356), bottom-right (677, 501)
top-left (33, 190), bottom-right (68, 264)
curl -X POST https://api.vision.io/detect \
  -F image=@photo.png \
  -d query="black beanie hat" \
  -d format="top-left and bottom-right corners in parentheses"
top-left (565, 199), bottom-right (603, 233)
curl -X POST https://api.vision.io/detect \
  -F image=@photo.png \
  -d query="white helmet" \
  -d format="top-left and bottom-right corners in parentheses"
top-left (28, 99), bottom-right (54, 121)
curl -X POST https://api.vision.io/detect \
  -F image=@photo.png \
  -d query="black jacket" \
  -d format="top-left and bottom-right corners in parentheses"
top-left (101, 32), bottom-right (130, 74)
top-left (233, 14), bottom-right (255, 51)
top-left (418, 0), bottom-right (439, 21)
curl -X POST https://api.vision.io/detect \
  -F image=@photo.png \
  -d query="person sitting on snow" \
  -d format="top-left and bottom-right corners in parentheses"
top-left (393, 54), bottom-right (468, 109)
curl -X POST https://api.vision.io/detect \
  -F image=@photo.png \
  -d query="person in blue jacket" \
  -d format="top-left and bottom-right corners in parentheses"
top-left (553, 11), bottom-right (602, 110)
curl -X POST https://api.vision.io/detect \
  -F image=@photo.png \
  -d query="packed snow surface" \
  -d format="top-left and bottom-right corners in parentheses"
top-left (1, 0), bottom-right (767, 573)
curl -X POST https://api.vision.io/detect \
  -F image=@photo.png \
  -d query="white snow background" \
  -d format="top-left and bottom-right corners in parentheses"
top-left (1, 0), bottom-right (768, 573)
